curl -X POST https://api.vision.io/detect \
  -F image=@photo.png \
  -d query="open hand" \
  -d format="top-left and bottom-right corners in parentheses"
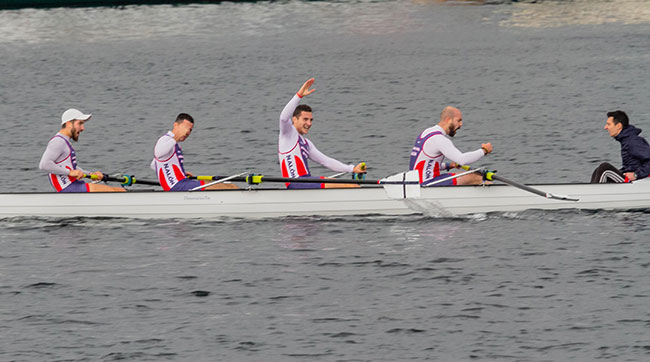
top-left (297, 78), bottom-right (316, 98)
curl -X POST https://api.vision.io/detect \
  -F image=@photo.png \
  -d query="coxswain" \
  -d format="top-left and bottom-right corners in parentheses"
top-left (151, 113), bottom-right (237, 191)
top-left (39, 109), bottom-right (126, 192)
top-left (591, 110), bottom-right (650, 183)
top-left (278, 78), bottom-right (366, 188)
top-left (410, 106), bottom-right (493, 186)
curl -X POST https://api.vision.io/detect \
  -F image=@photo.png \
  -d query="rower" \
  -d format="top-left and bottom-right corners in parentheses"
top-left (151, 113), bottom-right (237, 191)
top-left (591, 110), bottom-right (650, 183)
top-left (410, 106), bottom-right (493, 186)
top-left (39, 108), bottom-right (126, 192)
top-left (278, 78), bottom-right (366, 188)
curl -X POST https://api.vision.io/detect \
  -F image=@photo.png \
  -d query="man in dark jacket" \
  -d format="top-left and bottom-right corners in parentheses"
top-left (591, 110), bottom-right (650, 183)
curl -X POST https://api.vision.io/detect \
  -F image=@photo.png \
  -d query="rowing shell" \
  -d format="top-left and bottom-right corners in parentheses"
top-left (1, 179), bottom-right (649, 219)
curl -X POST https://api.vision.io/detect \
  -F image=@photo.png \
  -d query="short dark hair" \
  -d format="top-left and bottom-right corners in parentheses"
top-left (175, 113), bottom-right (194, 124)
top-left (293, 105), bottom-right (312, 118)
top-left (607, 110), bottom-right (629, 128)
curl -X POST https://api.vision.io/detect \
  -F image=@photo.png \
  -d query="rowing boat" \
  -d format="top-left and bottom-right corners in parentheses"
top-left (2, 179), bottom-right (649, 219)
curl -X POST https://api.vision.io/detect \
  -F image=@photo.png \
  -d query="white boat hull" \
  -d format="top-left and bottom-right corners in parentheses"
top-left (0, 187), bottom-right (414, 219)
top-left (1, 181), bottom-right (649, 219)
top-left (414, 180), bottom-right (650, 217)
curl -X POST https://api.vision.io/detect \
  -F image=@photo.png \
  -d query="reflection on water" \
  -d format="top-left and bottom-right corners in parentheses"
top-left (3, 1), bottom-right (649, 45)
top-left (0, 2), bottom-right (422, 44)
top-left (500, 0), bottom-right (650, 28)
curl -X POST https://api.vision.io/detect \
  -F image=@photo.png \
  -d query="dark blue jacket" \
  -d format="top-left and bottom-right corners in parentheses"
top-left (615, 125), bottom-right (650, 179)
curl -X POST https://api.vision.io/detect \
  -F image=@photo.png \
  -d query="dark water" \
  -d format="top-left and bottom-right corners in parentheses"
top-left (2, 1), bottom-right (650, 361)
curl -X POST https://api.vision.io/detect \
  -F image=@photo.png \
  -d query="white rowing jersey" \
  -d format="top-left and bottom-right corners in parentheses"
top-left (39, 133), bottom-right (86, 192)
top-left (409, 125), bottom-right (485, 185)
top-left (278, 94), bottom-right (354, 181)
top-left (151, 131), bottom-right (188, 191)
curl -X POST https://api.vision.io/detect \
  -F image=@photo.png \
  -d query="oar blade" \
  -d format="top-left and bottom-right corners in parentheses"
top-left (381, 170), bottom-right (421, 199)
top-left (547, 193), bottom-right (580, 202)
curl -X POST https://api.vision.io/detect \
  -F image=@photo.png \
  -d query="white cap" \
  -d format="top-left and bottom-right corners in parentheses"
top-left (61, 108), bottom-right (92, 125)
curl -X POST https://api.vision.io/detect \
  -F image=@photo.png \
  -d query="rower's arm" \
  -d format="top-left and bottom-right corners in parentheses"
top-left (308, 140), bottom-right (354, 173)
top-left (636, 160), bottom-right (650, 180)
top-left (39, 137), bottom-right (75, 175)
top-left (279, 94), bottom-right (301, 136)
top-left (153, 135), bottom-right (176, 161)
top-left (428, 135), bottom-right (485, 165)
top-left (629, 138), bottom-right (650, 179)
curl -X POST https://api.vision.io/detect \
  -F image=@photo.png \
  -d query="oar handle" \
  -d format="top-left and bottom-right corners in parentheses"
top-left (459, 165), bottom-right (496, 181)
top-left (353, 162), bottom-right (367, 180)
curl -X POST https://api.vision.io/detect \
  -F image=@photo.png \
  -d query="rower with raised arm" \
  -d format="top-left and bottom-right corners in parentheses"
top-left (39, 108), bottom-right (126, 192)
top-left (279, 78), bottom-right (366, 189)
top-left (151, 113), bottom-right (237, 191)
top-left (591, 110), bottom-right (650, 183)
top-left (410, 106), bottom-right (493, 186)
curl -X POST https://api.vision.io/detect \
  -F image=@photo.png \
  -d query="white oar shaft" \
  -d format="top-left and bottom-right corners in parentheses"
top-left (327, 171), bottom-right (347, 178)
top-left (422, 168), bottom-right (484, 187)
top-left (190, 171), bottom-right (249, 191)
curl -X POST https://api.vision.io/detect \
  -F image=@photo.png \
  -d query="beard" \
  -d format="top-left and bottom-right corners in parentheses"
top-left (71, 128), bottom-right (79, 141)
top-left (448, 128), bottom-right (456, 137)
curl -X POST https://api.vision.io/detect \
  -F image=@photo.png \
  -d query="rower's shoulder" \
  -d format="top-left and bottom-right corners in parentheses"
top-left (420, 126), bottom-right (445, 138)
top-left (47, 133), bottom-right (67, 145)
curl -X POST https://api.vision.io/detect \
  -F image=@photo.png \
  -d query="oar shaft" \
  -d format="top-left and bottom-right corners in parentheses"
top-left (461, 166), bottom-right (579, 202)
top-left (193, 175), bottom-right (379, 185)
top-left (423, 168), bottom-right (483, 187)
top-left (489, 174), bottom-right (547, 198)
top-left (190, 175), bottom-right (416, 186)
top-left (84, 174), bottom-right (160, 186)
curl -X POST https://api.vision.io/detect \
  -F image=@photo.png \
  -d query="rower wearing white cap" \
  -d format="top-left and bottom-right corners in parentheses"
top-left (39, 108), bottom-right (125, 192)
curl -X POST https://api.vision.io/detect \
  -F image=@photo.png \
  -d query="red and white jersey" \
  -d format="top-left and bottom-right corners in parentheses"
top-left (409, 125), bottom-right (485, 185)
top-left (279, 134), bottom-right (312, 178)
top-left (39, 133), bottom-right (84, 192)
top-left (151, 132), bottom-right (188, 191)
top-left (278, 94), bottom-right (353, 182)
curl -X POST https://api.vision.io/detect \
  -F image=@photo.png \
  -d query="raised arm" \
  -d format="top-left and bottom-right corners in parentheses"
top-left (279, 78), bottom-right (315, 135)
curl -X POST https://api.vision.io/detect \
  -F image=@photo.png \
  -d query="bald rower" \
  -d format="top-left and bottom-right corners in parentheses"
top-left (410, 106), bottom-right (493, 186)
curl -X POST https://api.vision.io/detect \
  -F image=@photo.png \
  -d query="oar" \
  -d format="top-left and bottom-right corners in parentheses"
top-left (84, 174), bottom-right (160, 186)
top-left (422, 167), bottom-right (486, 187)
top-left (460, 166), bottom-right (579, 202)
top-left (189, 171), bottom-right (249, 192)
top-left (327, 171), bottom-right (348, 178)
top-left (189, 173), bottom-right (416, 186)
top-left (191, 171), bottom-right (420, 198)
